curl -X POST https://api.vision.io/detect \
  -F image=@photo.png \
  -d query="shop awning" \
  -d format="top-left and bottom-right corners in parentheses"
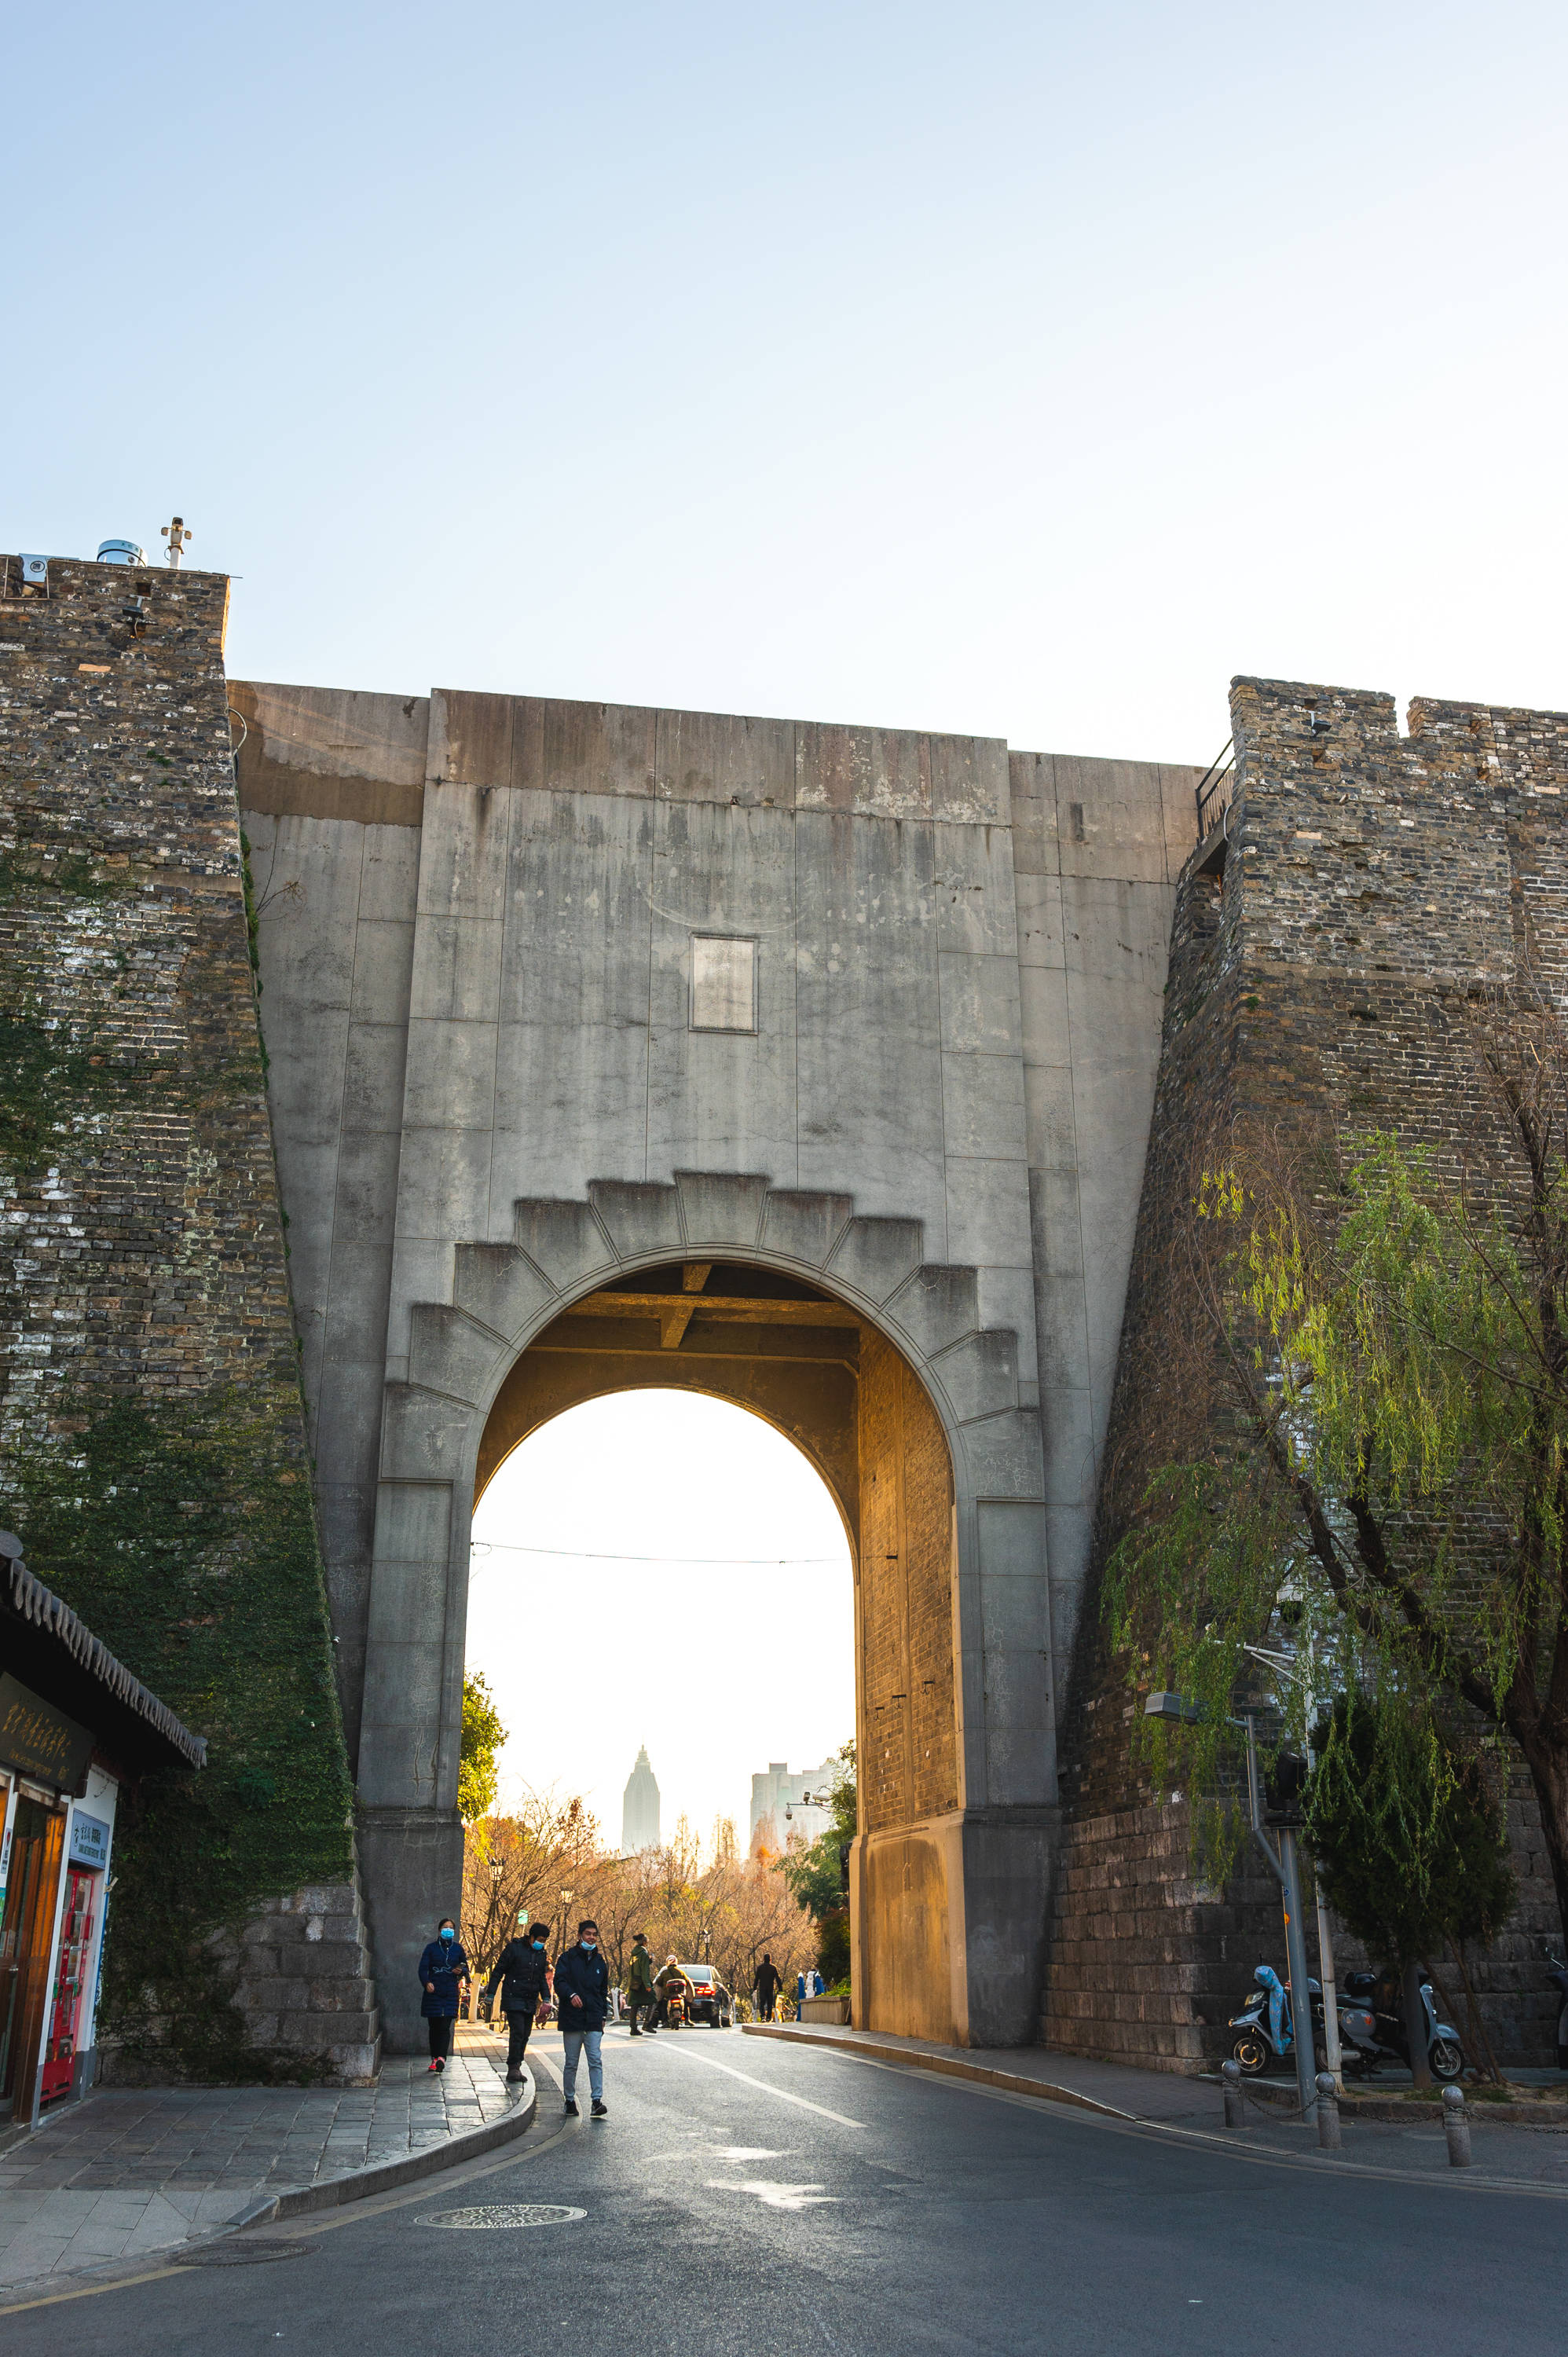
top-left (1, 1534), bottom-right (206, 1780)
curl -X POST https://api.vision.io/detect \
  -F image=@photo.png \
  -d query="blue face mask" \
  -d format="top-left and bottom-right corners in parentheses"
top-left (439, 1927), bottom-right (455, 1942)
top-left (531, 1939), bottom-right (546, 1950)
top-left (581, 1937), bottom-right (597, 1950)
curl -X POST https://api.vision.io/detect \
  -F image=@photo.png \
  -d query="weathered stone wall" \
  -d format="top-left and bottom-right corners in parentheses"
top-left (0, 559), bottom-right (376, 2083)
top-left (1045, 675), bottom-right (1568, 2072)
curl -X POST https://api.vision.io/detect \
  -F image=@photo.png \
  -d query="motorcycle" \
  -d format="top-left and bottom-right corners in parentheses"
top-left (1545, 1945), bottom-right (1568, 2071)
top-left (1230, 1962), bottom-right (1464, 2082)
top-left (1332, 1970), bottom-right (1464, 2082)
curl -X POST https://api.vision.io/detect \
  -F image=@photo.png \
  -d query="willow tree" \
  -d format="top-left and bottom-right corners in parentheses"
top-left (1108, 995), bottom-right (1568, 1958)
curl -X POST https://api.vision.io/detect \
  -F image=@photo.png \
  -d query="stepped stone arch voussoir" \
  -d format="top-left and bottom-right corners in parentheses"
top-left (384, 1174), bottom-right (1035, 1492)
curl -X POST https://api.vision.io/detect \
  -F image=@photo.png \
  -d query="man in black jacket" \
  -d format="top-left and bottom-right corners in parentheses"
top-left (483, 1918), bottom-right (553, 2084)
top-left (554, 1919), bottom-right (611, 2119)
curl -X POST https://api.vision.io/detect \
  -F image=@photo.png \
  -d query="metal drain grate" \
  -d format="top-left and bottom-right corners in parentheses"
top-left (176, 2238), bottom-right (315, 2267)
top-left (423, 2203), bottom-right (586, 2230)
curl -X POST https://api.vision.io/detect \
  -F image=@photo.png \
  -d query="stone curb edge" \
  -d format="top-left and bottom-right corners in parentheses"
top-left (222, 2070), bottom-right (538, 2232)
top-left (740, 2025), bottom-right (1141, 2124)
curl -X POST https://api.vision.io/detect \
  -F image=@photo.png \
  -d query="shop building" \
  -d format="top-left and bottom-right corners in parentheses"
top-left (1, 1534), bottom-right (204, 2128)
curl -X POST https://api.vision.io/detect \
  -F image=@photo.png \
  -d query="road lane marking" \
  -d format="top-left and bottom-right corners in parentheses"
top-left (713, 2146), bottom-right (787, 2161)
top-left (659, 2044), bottom-right (865, 2128)
top-left (705, 2179), bottom-right (837, 2211)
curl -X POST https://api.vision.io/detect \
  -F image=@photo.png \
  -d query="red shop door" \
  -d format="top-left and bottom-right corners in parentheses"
top-left (40, 1866), bottom-right (97, 2105)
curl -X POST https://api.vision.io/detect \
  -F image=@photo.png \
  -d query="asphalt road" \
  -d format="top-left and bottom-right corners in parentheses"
top-left (6, 2026), bottom-right (1564, 2356)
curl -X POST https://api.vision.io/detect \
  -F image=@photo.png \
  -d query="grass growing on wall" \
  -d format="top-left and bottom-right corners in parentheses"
top-left (2, 1391), bottom-right (356, 2082)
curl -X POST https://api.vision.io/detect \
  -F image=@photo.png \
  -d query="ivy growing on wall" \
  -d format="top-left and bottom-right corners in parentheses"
top-left (2, 1390), bottom-right (355, 2083)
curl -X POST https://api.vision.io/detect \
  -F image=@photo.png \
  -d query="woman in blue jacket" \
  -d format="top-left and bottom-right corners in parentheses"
top-left (418, 1917), bottom-right (471, 2073)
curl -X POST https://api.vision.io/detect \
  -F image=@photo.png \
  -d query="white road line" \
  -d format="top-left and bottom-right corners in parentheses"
top-left (658, 2043), bottom-right (866, 2128)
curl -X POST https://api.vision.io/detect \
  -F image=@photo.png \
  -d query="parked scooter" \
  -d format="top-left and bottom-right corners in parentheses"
top-left (1230, 1962), bottom-right (1464, 2081)
top-left (1545, 1946), bottom-right (1568, 2071)
top-left (1229, 1965), bottom-right (1302, 2073)
top-left (1332, 1969), bottom-right (1464, 2082)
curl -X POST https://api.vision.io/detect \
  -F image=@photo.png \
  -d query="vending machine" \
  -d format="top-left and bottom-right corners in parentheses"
top-left (38, 1814), bottom-right (108, 2106)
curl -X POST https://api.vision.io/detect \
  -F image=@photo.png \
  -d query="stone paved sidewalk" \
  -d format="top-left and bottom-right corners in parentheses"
top-left (0, 2035), bottom-right (521, 2295)
top-left (745, 2023), bottom-right (1568, 2191)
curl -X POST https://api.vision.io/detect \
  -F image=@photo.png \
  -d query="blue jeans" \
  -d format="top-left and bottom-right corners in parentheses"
top-left (562, 2029), bottom-right (603, 2103)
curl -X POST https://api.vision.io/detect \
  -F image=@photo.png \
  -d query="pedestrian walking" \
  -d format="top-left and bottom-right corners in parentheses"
top-left (753, 1952), bottom-right (782, 2022)
top-left (554, 1918), bottom-right (610, 2118)
top-left (418, 1916), bottom-right (470, 2073)
top-left (482, 1917), bottom-right (553, 2083)
top-left (625, 1932), bottom-right (658, 2036)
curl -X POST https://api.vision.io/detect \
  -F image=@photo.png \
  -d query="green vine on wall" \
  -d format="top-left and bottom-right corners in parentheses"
top-left (2, 1390), bottom-right (355, 2084)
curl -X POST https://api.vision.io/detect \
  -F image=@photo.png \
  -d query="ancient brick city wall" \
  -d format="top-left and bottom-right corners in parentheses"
top-left (1042, 675), bottom-right (1568, 2073)
top-left (0, 555), bottom-right (376, 2083)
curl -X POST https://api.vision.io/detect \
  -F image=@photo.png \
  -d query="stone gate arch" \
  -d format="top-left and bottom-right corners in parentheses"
top-left (356, 1172), bottom-right (1057, 2055)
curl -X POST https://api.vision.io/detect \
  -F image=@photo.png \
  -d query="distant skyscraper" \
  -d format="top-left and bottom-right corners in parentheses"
top-left (621, 1746), bottom-right (661, 1856)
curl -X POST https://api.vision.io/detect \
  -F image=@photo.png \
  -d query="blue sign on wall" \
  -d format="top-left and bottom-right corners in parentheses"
top-left (69, 1813), bottom-right (111, 1871)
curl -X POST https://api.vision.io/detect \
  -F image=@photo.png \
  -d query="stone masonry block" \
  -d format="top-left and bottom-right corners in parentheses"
top-left (406, 1303), bottom-right (504, 1405)
top-left (758, 1188), bottom-right (855, 1269)
top-left (511, 1196), bottom-right (617, 1293)
top-left (588, 1179), bottom-right (683, 1263)
top-left (674, 1169), bottom-right (772, 1250)
top-left (826, 1215), bottom-right (925, 1304)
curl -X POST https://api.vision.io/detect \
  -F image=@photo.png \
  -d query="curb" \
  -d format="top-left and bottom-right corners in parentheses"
top-left (222, 2067), bottom-right (538, 2232)
top-left (740, 2024), bottom-right (1141, 2123)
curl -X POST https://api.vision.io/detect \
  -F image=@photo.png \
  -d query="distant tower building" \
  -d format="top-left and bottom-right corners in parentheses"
top-left (749, 1759), bottom-right (834, 1853)
top-left (621, 1746), bottom-right (661, 1856)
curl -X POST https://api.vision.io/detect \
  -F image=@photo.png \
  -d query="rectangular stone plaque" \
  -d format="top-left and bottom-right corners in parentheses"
top-left (690, 934), bottom-right (757, 1032)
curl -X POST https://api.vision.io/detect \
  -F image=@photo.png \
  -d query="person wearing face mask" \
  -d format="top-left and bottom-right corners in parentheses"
top-left (482, 1919), bottom-right (554, 2083)
top-left (552, 1918), bottom-right (610, 2118)
top-left (417, 1917), bottom-right (471, 2073)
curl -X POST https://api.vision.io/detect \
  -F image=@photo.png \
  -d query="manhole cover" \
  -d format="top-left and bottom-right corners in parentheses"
top-left (423, 2203), bottom-right (586, 2230)
top-left (176, 2238), bottom-right (314, 2267)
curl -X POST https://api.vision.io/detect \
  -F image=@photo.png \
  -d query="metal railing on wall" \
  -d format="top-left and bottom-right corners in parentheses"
top-left (1194, 740), bottom-right (1235, 838)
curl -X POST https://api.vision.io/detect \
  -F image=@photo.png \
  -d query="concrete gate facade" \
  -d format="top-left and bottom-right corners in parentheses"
top-left (235, 679), bottom-right (1203, 2052)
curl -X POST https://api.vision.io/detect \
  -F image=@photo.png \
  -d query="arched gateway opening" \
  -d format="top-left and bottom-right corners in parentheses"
top-left (471, 1259), bottom-right (960, 2041)
top-left (354, 1176), bottom-right (1056, 2060)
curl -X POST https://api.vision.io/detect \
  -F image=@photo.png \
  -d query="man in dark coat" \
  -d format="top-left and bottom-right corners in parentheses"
top-left (753, 1953), bottom-right (782, 2022)
top-left (416, 1917), bottom-right (470, 2073)
top-left (625, 1932), bottom-right (658, 2036)
top-left (483, 1918), bottom-right (553, 2083)
top-left (554, 1918), bottom-right (611, 2118)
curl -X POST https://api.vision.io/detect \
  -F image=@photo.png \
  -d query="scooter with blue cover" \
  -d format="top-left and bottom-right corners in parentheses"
top-left (1229, 1964), bottom-right (1300, 2073)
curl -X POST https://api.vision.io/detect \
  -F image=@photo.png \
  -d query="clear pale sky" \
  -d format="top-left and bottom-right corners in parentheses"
top-left (11, 3), bottom-right (1567, 762)
top-left (468, 1395), bottom-right (854, 1843)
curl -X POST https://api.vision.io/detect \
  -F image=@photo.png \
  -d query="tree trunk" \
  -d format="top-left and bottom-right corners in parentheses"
top-left (1402, 1959), bottom-right (1433, 2088)
top-left (1522, 1742), bottom-right (1568, 1959)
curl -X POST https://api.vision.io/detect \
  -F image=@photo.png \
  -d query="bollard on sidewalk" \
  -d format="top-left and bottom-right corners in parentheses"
top-left (1314, 2071), bottom-right (1341, 2150)
top-left (1222, 2058), bottom-right (1244, 2128)
top-left (1442, 2084), bottom-right (1471, 2168)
